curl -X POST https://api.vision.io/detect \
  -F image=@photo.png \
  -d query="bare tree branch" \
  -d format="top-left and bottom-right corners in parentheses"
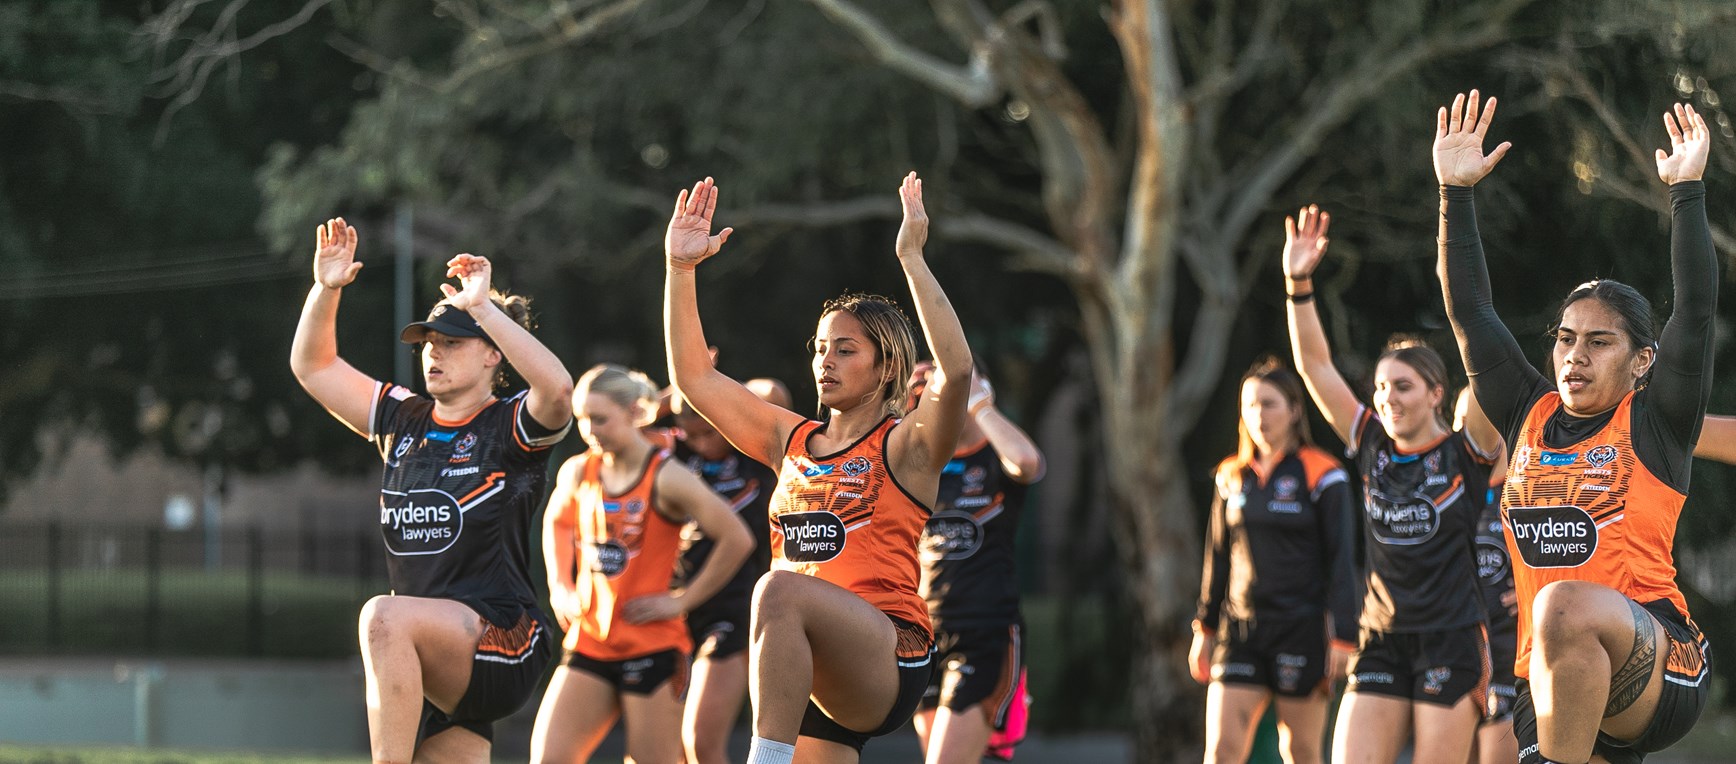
top-left (0, 81), bottom-right (121, 113)
top-left (801, 0), bottom-right (1002, 108)
top-left (140, 0), bottom-right (339, 143)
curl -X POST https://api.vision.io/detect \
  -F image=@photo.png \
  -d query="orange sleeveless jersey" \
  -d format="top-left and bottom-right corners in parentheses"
top-left (562, 449), bottom-right (693, 659)
top-left (769, 418), bottom-right (933, 640)
top-left (1501, 392), bottom-right (1689, 679)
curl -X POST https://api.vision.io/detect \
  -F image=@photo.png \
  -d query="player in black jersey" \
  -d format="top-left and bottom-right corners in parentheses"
top-left (1285, 206), bottom-right (1498, 764)
top-left (290, 220), bottom-right (574, 763)
top-left (905, 363), bottom-right (1044, 764)
top-left (1191, 356), bottom-right (1357, 764)
top-left (672, 393), bottom-right (780, 764)
top-left (1456, 389), bottom-right (1518, 764)
top-left (1437, 92), bottom-right (1716, 764)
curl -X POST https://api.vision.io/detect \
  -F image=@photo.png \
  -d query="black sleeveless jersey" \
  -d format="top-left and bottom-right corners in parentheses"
top-left (369, 383), bottom-right (568, 628)
top-left (918, 440), bottom-right (1029, 629)
top-left (1349, 406), bottom-right (1495, 633)
top-left (672, 441), bottom-right (775, 611)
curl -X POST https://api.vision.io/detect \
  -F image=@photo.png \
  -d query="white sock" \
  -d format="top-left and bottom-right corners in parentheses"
top-left (746, 736), bottom-right (796, 764)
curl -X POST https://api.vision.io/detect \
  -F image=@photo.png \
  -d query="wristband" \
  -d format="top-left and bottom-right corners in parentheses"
top-left (1286, 291), bottom-right (1315, 304)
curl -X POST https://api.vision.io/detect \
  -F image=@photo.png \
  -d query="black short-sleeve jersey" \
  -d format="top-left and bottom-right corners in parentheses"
top-left (672, 441), bottom-right (776, 610)
top-left (1349, 406), bottom-right (1494, 633)
top-left (919, 441), bottom-right (1030, 629)
top-left (369, 383), bottom-right (568, 628)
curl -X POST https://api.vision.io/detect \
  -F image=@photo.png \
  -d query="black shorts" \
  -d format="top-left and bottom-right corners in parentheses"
top-left (565, 647), bottom-right (691, 698)
top-left (1513, 601), bottom-right (1712, 764)
top-left (800, 616), bottom-right (936, 752)
top-left (917, 622), bottom-right (1025, 730)
top-left (418, 611), bottom-right (553, 744)
top-left (1485, 623), bottom-right (1518, 724)
top-left (1209, 615), bottom-right (1330, 698)
top-left (687, 599), bottom-right (751, 660)
top-left (1347, 623), bottom-right (1490, 709)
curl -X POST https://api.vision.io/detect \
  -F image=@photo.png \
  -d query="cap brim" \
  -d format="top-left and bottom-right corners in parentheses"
top-left (399, 322), bottom-right (486, 344)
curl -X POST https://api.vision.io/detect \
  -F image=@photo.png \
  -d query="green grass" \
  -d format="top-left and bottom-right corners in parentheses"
top-left (0, 570), bottom-right (380, 658)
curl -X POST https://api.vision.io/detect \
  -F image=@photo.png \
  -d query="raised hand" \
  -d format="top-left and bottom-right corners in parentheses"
top-left (1656, 102), bottom-right (1711, 184)
top-left (1282, 205), bottom-right (1331, 280)
top-left (312, 217), bottom-right (362, 289)
top-left (1433, 90), bottom-right (1512, 187)
top-left (665, 177), bottom-right (733, 273)
top-left (440, 253), bottom-right (492, 310)
top-left (895, 171), bottom-right (929, 260)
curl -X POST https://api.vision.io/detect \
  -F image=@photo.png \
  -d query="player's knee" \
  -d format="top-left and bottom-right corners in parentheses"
top-left (1532, 580), bottom-right (1604, 647)
top-left (751, 570), bottom-right (806, 631)
top-left (359, 594), bottom-right (399, 645)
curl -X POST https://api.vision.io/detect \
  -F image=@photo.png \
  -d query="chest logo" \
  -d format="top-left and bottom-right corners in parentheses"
top-left (1585, 445), bottom-right (1619, 469)
top-left (1505, 505), bottom-right (1597, 568)
top-left (777, 511), bottom-right (847, 562)
top-left (1364, 488), bottom-right (1442, 545)
top-left (1274, 475), bottom-right (1299, 502)
top-left (841, 456), bottom-right (873, 477)
top-left (1475, 539), bottom-right (1510, 584)
top-left (450, 432), bottom-right (477, 463)
top-left (379, 488), bottom-right (463, 556)
top-left (921, 510), bottom-right (985, 562)
top-left (589, 540), bottom-right (629, 577)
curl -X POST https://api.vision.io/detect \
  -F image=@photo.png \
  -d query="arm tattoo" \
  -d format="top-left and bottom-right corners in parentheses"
top-left (1605, 600), bottom-right (1658, 717)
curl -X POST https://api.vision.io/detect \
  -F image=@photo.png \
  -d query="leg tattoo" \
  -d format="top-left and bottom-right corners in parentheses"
top-left (1604, 600), bottom-right (1657, 717)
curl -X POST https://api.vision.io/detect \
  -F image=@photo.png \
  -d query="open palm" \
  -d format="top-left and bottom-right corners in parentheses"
top-left (312, 218), bottom-right (361, 289)
top-left (665, 177), bottom-right (733, 272)
top-left (1433, 90), bottom-right (1511, 187)
top-left (1282, 205), bottom-right (1331, 279)
top-left (1656, 103), bottom-right (1711, 184)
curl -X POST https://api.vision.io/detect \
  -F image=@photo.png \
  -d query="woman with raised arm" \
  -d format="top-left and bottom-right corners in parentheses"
top-left (664, 173), bottom-right (971, 764)
top-left (1190, 356), bottom-right (1358, 764)
top-left (1435, 91), bottom-right (1716, 764)
top-left (289, 221), bottom-right (574, 764)
top-left (906, 362), bottom-right (1046, 764)
top-left (1285, 206), bottom-right (1499, 763)
top-left (530, 364), bottom-right (752, 764)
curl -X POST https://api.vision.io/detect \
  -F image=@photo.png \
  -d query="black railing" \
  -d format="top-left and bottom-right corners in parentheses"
top-left (0, 521), bottom-right (386, 658)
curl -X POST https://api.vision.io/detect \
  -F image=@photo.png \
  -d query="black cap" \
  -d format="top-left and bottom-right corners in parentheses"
top-left (399, 303), bottom-right (490, 344)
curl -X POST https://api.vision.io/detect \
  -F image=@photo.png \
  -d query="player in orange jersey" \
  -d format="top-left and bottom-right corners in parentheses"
top-left (531, 365), bottom-right (752, 764)
top-left (664, 173), bottom-right (972, 764)
top-left (1437, 90), bottom-right (1715, 764)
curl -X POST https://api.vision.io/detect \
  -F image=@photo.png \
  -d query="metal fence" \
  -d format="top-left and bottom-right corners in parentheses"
top-left (0, 521), bottom-right (386, 658)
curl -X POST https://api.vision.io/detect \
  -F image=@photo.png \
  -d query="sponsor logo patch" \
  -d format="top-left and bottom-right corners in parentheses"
top-left (921, 510), bottom-right (985, 561)
top-left (589, 540), bottom-right (628, 577)
top-left (777, 511), bottom-right (846, 562)
top-left (1507, 505), bottom-right (1597, 567)
top-left (379, 488), bottom-right (463, 555)
top-left (1365, 489), bottom-right (1442, 545)
top-left (1423, 667), bottom-right (1452, 695)
top-left (1540, 451), bottom-right (1579, 466)
top-left (1475, 539), bottom-right (1510, 584)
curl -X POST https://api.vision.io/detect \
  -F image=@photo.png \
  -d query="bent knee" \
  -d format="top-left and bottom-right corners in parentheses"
top-left (751, 570), bottom-right (809, 623)
top-left (1532, 580), bottom-right (1620, 644)
top-left (359, 594), bottom-right (400, 643)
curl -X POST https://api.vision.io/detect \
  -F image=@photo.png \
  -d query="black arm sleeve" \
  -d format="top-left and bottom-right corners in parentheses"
top-left (1637, 181), bottom-right (1717, 486)
top-left (1196, 490), bottom-right (1231, 631)
top-left (1438, 186), bottom-right (1552, 442)
top-left (1318, 479), bottom-right (1360, 643)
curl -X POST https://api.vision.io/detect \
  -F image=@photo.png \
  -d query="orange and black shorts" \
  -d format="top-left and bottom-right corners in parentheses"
top-left (1513, 601), bottom-right (1711, 764)
top-left (800, 615), bottom-right (935, 752)
top-left (565, 648), bottom-right (691, 698)
top-left (919, 622), bottom-right (1025, 731)
top-left (1347, 623), bottom-right (1490, 710)
top-left (418, 611), bottom-right (552, 744)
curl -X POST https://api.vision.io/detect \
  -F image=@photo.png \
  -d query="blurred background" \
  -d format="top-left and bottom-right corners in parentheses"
top-left (5, 1), bottom-right (1736, 761)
